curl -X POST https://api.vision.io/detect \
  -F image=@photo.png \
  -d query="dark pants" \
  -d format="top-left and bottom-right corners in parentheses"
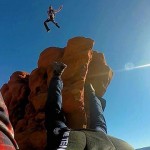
top-left (44, 18), bottom-right (60, 31)
top-left (89, 94), bottom-right (107, 133)
top-left (45, 77), bottom-right (107, 149)
top-left (45, 76), bottom-right (67, 150)
top-left (85, 85), bottom-right (107, 134)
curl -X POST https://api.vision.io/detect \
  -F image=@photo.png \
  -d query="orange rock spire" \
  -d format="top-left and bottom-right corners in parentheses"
top-left (1, 36), bottom-right (113, 149)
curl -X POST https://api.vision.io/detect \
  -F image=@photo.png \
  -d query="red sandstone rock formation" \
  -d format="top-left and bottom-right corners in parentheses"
top-left (1, 71), bottom-right (30, 127)
top-left (0, 37), bottom-right (113, 150)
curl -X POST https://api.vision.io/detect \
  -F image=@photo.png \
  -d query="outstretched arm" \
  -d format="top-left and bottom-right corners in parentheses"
top-left (54, 5), bottom-right (63, 13)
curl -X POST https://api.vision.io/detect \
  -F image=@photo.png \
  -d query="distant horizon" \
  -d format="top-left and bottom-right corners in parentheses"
top-left (136, 146), bottom-right (150, 150)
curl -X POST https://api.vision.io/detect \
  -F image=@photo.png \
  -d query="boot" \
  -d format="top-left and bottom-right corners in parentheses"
top-left (55, 23), bottom-right (60, 28)
top-left (53, 62), bottom-right (67, 76)
top-left (47, 28), bottom-right (50, 32)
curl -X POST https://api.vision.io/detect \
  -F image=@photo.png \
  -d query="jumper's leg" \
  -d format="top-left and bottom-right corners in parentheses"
top-left (52, 20), bottom-right (60, 28)
top-left (44, 19), bottom-right (51, 32)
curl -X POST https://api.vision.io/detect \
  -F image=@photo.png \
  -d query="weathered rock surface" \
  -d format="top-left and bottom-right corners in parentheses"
top-left (0, 37), bottom-right (134, 150)
top-left (1, 71), bottom-right (30, 127)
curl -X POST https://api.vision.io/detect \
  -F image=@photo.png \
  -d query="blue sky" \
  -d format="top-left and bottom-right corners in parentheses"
top-left (1, 0), bottom-right (150, 148)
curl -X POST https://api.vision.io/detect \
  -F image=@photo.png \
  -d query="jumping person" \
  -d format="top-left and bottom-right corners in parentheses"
top-left (44, 5), bottom-right (63, 32)
top-left (44, 62), bottom-right (70, 150)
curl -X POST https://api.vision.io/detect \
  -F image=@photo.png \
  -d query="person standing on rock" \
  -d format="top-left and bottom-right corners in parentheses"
top-left (44, 62), bottom-right (70, 150)
top-left (44, 5), bottom-right (63, 32)
top-left (0, 92), bottom-right (19, 150)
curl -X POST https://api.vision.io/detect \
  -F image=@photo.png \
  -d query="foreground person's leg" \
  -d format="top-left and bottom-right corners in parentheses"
top-left (84, 83), bottom-right (107, 134)
top-left (45, 62), bottom-right (69, 149)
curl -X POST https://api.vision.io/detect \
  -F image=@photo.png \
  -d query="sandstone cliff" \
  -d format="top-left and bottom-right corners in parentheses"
top-left (0, 37), bottom-right (133, 150)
